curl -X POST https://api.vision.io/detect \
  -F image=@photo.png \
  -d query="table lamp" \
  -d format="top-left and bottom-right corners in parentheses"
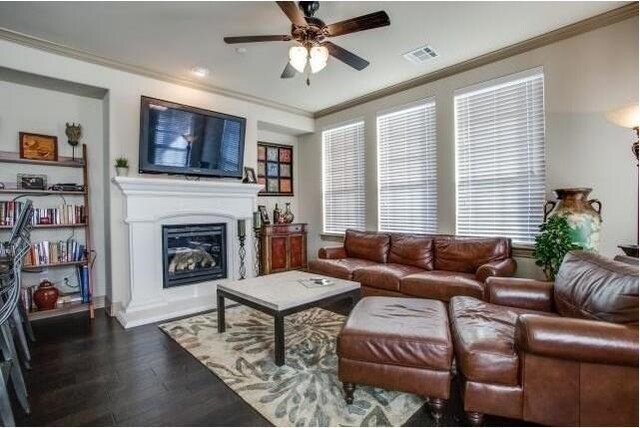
top-left (606, 103), bottom-right (640, 257)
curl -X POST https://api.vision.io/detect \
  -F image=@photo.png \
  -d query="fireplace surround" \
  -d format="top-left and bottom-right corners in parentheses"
top-left (113, 176), bottom-right (262, 328)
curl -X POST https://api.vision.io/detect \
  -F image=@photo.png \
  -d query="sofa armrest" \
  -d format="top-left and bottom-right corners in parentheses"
top-left (318, 246), bottom-right (347, 259)
top-left (476, 258), bottom-right (517, 282)
top-left (515, 314), bottom-right (639, 366)
top-left (486, 277), bottom-right (554, 312)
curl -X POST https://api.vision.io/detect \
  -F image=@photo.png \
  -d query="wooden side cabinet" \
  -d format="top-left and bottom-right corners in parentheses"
top-left (259, 223), bottom-right (307, 275)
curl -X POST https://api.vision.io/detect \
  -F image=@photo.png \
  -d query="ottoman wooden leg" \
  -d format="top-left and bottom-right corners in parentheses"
top-left (466, 411), bottom-right (484, 426)
top-left (429, 398), bottom-right (446, 425)
top-left (343, 383), bottom-right (355, 405)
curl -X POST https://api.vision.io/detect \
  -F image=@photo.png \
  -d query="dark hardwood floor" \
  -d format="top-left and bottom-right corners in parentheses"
top-left (14, 307), bottom-right (528, 427)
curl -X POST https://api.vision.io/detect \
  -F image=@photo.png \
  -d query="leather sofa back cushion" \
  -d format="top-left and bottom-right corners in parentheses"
top-left (388, 234), bottom-right (434, 270)
top-left (434, 237), bottom-right (511, 273)
top-left (344, 229), bottom-right (390, 263)
top-left (554, 251), bottom-right (639, 325)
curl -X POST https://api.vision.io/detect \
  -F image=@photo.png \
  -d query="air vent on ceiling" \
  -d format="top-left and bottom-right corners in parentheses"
top-left (403, 45), bottom-right (438, 64)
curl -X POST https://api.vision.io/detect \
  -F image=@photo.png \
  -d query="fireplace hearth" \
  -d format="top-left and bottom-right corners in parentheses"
top-left (162, 223), bottom-right (227, 288)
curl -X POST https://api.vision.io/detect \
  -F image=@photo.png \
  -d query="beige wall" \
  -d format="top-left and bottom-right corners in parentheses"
top-left (298, 18), bottom-right (639, 278)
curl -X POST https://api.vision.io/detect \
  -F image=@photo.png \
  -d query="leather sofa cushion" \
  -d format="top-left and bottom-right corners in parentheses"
top-left (338, 297), bottom-right (453, 371)
top-left (434, 237), bottom-right (511, 273)
top-left (388, 234), bottom-right (434, 270)
top-left (307, 258), bottom-right (378, 281)
top-left (344, 229), bottom-right (390, 263)
top-left (449, 296), bottom-right (555, 386)
top-left (554, 251), bottom-right (639, 325)
top-left (401, 270), bottom-right (484, 301)
top-left (353, 263), bottom-right (424, 292)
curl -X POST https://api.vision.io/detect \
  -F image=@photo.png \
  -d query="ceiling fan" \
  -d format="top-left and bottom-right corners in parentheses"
top-left (224, 1), bottom-right (390, 83)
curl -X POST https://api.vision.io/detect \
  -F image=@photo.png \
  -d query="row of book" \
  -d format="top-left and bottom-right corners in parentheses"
top-left (25, 239), bottom-right (86, 267)
top-left (0, 201), bottom-right (86, 226)
top-left (20, 265), bottom-right (91, 313)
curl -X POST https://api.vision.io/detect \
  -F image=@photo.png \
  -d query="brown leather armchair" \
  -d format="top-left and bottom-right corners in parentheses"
top-left (450, 251), bottom-right (639, 426)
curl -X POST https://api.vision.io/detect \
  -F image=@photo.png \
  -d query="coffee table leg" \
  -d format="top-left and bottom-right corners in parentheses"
top-left (274, 313), bottom-right (285, 366)
top-left (217, 291), bottom-right (226, 333)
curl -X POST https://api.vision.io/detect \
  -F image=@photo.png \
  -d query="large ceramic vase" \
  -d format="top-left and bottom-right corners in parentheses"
top-left (544, 188), bottom-right (602, 251)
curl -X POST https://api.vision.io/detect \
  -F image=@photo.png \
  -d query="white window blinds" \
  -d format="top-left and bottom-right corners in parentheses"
top-left (322, 121), bottom-right (366, 234)
top-left (455, 67), bottom-right (546, 245)
top-left (377, 100), bottom-right (437, 233)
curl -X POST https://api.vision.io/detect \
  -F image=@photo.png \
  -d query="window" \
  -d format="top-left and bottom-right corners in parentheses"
top-left (322, 121), bottom-right (366, 234)
top-left (455, 67), bottom-right (545, 245)
top-left (377, 100), bottom-right (437, 233)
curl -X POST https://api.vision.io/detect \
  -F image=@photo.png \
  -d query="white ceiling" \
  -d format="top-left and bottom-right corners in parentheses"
top-left (0, 1), bottom-right (625, 113)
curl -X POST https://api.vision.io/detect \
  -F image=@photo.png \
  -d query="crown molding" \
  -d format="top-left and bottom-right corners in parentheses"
top-left (314, 2), bottom-right (639, 119)
top-left (0, 27), bottom-right (314, 118)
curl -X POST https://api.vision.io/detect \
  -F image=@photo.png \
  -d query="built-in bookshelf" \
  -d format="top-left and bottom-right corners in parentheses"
top-left (0, 144), bottom-right (94, 320)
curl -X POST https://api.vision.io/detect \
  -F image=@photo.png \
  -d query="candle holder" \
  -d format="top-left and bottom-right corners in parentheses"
top-left (254, 227), bottom-right (261, 276)
top-left (237, 219), bottom-right (247, 280)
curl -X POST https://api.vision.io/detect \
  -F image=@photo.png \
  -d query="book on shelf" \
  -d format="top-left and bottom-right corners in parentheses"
top-left (0, 201), bottom-right (85, 226)
top-left (25, 239), bottom-right (86, 267)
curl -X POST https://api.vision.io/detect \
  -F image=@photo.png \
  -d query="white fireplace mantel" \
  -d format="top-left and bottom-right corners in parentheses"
top-left (112, 176), bottom-right (262, 328)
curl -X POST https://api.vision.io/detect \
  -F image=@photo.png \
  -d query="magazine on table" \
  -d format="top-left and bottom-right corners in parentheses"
top-left (299, 277), bottom-right (334, 288)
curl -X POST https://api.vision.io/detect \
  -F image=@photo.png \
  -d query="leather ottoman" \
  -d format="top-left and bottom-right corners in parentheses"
top-left (337, 296), bottom-right (453, 423)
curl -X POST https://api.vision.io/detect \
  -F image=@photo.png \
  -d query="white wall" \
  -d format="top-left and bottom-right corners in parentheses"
top-left (0, 38), bottom-right (314, 312)
top-left (299, 18), bottom-right (639, 278)
top-left (0, 80), bottom-right (107, 295)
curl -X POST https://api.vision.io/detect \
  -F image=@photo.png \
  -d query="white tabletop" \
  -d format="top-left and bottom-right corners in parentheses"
top-left (217, 270), bottom-right (360, 311)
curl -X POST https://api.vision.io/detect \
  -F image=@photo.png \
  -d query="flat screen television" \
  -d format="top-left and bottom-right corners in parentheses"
top-left (139, 96), bottom-right (246, 178)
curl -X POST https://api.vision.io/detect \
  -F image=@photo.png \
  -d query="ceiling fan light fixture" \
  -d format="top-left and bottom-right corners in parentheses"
top-left (309, 46), bottom-right (329, 73)
top-left (289, 46), bottom-right (308, 73)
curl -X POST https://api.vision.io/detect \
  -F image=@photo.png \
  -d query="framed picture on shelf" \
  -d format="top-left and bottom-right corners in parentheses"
top-left (17, 174), bottom-right (47, 190)
top-left (258, 205), bottom-right (270, 225)
top-left (257, 141), bottom-right (293, 196)
top-left (19, 132), bottom-right (58, 161)
top-left (243, 167), bottom-right (257, 183)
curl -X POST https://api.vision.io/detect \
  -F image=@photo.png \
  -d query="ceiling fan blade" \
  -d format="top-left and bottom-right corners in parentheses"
top-left (280, 62), bottom-right (296, 79)
top-left (323, 41), bottom-right (369, 71)
top-left (324, 11), bottom-right (390, 37)
top-left (276, 1), bottom-right (308, 27)
top-left (224, 35), bottom-right (291, 44)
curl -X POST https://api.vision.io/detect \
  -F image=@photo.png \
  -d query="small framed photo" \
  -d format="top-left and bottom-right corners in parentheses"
top-left (243, 167), bottom-right (257, 183)
top-left (19, 132), bottom-right (58, 161)
top-left (258, 205), bottom-right (270, 225)
top-left (17, 174), bottom-right (47, 190)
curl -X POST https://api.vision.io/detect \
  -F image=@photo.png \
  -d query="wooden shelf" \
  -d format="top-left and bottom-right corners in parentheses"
top-left (23, 260), bottom-right (87, 270)
top-left (0, 189), bottom-right (86, 196)
top-left (0, 151), bottom-right (84, 168)
top-left (28, 300), bottom-right (91, 321)
top-left (0, 223), bottom-right (86, 230)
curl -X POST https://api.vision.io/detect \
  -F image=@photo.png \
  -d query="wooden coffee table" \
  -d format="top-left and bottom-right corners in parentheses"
top-left (217, 270), bottom-right (360, 366)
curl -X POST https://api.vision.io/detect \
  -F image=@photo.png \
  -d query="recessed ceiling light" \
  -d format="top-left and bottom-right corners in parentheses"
top-left (235, 47), bottom-right (247, 54)
top-left (190, 66), bottom-right (210, 77)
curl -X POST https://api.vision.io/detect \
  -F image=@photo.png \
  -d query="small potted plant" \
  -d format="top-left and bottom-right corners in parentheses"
top-left (533, 216), bottom-right (583, 281)
top-left (115, 156), bottom-right (129, 177)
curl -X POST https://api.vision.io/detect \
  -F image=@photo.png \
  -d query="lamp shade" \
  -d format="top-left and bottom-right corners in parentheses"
top-left (309, 46), bottom-right (329, 74)
top-left (289, 46), bottom-right (308, 73)
top-left (606, 104), bottom-right (640, 129)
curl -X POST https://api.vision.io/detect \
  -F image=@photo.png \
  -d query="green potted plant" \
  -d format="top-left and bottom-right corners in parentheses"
top-left (115, 156), bottom-right (129, 177)
top-left (533, 216), bottom-right (583, 281)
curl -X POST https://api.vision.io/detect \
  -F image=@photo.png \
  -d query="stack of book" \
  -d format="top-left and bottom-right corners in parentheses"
top-left (0, 201), bottom-right (23, 226)
top-left (0, 201), bottom-right (86, 226)
top-left (31, 205), bottom-right (86, 225)
top-left (25, 239), bottom-right (86, 267)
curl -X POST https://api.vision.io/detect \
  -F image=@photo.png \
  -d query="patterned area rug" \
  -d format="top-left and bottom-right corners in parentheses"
top-left (160, 306), bottom-right (425, 426)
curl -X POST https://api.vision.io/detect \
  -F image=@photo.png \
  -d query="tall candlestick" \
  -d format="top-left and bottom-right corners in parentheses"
top-left (237, 219), bottom-right (246, 237)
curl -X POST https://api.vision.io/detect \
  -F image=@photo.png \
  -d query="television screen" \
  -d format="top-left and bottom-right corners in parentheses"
top-left (139, 96), bottom-right (246, 178)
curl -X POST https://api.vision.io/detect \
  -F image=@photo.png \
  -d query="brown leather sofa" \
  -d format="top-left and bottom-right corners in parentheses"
top-left (449, 251), bottom-right (639, 426)
top-left (308, 229), bottom-right (517, 301)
